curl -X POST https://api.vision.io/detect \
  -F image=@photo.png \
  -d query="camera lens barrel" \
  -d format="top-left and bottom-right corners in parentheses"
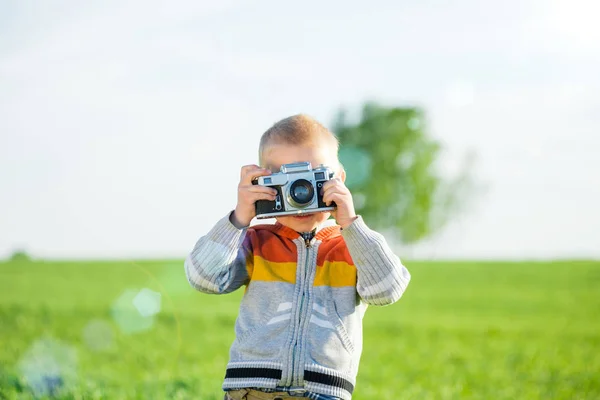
top-left (288, 179), bottom-right (314, 207)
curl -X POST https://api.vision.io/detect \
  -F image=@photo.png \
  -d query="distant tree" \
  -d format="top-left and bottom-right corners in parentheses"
top-left (9, 249), bottom-right (31, 262)
top-left (332, 102), bottom-right (474, 243)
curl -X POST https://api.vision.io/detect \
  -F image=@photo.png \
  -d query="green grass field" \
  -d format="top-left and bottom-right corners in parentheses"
top-left (1, 259), bottom-right (599, 399)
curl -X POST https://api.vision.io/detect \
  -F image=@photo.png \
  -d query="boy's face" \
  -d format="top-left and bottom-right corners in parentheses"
top-left (262, 142), bottom-right (340, 233)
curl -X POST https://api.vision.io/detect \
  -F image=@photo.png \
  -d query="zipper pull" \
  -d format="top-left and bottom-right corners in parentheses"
top-left (300, 231), bottom-right (314, 248)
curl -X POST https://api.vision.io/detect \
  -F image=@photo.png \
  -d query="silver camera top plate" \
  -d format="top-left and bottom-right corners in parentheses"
top-left (280, 162), bottom-right (312, 174)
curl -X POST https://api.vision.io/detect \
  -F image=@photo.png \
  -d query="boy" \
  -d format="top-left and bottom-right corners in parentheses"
top-left (185, 114), bottom-right (411, 400)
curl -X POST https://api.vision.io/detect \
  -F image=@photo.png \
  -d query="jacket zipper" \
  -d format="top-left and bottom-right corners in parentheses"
top-left (290, 237), bottom-right (312, 387)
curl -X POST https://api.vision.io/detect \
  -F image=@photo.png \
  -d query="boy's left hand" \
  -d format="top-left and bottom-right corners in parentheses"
top-left (322, 178), bottom-right (358, 229)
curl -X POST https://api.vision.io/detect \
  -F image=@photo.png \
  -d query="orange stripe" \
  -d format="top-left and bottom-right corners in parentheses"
top-left (316, 239), bottom-right (354, 266)
top-left (251, 232), bottom-right (298, 263)
top-left (314, 261), bottom-right (357, 287)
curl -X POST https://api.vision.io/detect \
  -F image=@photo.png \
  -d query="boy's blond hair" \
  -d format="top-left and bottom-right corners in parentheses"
top-left (258, 114), bottom-right (340, 168)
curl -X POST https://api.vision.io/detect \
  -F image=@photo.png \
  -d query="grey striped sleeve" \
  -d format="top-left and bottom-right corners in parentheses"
top-left (184, 212), bottom-right (251, 294)
top-left (341, 216), bottom-right (411, 305)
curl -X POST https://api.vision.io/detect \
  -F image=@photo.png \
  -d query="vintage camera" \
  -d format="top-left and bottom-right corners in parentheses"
top-left (253, 162), bottom-right (336, 219)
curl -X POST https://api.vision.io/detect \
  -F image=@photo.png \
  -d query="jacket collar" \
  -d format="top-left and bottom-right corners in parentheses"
top-left (251, 219), bottom-right (341, 241)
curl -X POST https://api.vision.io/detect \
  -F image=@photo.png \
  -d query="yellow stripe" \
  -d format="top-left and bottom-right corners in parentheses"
top-left (251, 257), bottom-right (356, 287)
top-left (252, 256), bottom-right (297, 284)
top-left (314, 261), bottom-right (357, 287)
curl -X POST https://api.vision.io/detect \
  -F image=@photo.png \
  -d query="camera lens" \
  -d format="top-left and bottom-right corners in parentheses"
top-left (289, 179), bottom-right (314, 206)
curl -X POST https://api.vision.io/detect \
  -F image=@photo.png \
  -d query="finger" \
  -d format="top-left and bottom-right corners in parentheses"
top-left (240, 165), bottom-right (272, 184)
top-left (240, 164), bottom-right (266, 180)
top-left (324, 193), bottom-right (347, 206)
top-left (321, 178), bottom-right (344, 193)
top-left (247, 192), bottom-right (277, 203)
top-left (244, 185), bottom-right (278, 196)
top-left (322, 184), bottom-right (349, 201)
top-left (323, 188), bottom-right (349, 204)
top-left (240, 164), bottom-right (261, 179)
top-left (240, 187), bottom-right (277, 200)
top-left (322, 190), bottom-right (337, 205)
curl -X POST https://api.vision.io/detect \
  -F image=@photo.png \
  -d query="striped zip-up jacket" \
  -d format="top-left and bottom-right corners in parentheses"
top-left (185, 213), bottom-right (411, 400)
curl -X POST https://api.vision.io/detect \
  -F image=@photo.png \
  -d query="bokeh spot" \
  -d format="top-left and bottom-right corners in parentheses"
top-left (132, 288), bottom-right (162, 317)
top-left (111, 289), bottom-right (155, 334)
top-left (17, 337), bottom-right (77, 397)
top-left (407, 116), bottom-right (421, 131)
top-left (82, 319), bottom-right (114, 352)
top-left (396, 152), bottom-right (415, 170)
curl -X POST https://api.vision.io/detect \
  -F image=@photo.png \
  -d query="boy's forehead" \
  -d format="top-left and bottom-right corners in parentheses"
top-left (262, 143), bottom-right (338, 171)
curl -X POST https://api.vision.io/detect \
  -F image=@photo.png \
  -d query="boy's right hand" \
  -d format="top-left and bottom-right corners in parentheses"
top-left (230, 165), bottom-right (277, 229)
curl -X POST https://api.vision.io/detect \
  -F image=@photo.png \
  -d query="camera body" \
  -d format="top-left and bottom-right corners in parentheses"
top-left (253, 162), bottom-right (336, 219)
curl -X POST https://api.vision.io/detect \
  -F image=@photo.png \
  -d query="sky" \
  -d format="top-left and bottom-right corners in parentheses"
top-left (1, 0), bottom-right (599, 260)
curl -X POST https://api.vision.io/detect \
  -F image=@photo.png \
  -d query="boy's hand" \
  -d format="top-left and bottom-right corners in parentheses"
top-left (322, 178), bottom-right (358, 229)
top-left (231, 165), bottom-right (276, 229)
